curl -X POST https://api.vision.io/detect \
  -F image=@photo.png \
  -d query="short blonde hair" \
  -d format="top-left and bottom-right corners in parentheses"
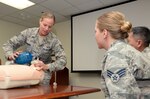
top-left (97, 11), bottom-right (132, 39)
top-left (40, 11), bottom-right (55, 23)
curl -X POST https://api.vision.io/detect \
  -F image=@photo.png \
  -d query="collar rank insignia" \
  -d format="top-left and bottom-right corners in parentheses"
top-left (107, 68), bottom-right (126, 83)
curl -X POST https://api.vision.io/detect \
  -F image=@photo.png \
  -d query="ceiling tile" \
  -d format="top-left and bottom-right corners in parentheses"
top-left (99, 0), bottom-right (129, 6)
top-left (2, 16), bottom-right (23, 24)
top-left (64, 0), bottom-right (92, 6)
top-left (2, 15), bottom-right (36, 27)
top-left (39, 0), bottom-right (72, 12)
top-left (57, 6), bottom-right (81, 16)
top-left (0, 0), bottom-right (132, 27)
top-left (75, 0), bottom-right (104, 12)
top-left (19, 21), bottom-right (37, 27)
top-left (9, 11), bottom-right (36, 21)
top-left (53, 12), bottom-right (70, 23)
top-left (23, 4), bottom-right (48, 17)
top-left (29, 0), bottom-right (48, 3)
top-left (0, 3), bottom-right (19, 17)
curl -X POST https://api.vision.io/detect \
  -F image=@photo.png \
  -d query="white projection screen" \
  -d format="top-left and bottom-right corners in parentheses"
top-left (71, 0), bottom-right (150, 72)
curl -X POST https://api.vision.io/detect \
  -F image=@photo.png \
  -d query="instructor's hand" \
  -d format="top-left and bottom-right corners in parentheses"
top-left (8, 51), bottom-right (22, 60)
top-left (31, 60), bottom-right (48, 71)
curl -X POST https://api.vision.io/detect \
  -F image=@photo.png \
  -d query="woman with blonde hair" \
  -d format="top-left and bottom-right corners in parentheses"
top-left (95, 11), bottom-right (145, 99)
top-left (3, 12), bottom-right (67, 85)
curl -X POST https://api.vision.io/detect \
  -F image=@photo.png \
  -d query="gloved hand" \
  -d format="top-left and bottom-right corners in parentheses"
top-left (31, 59), bottom-right (48, 71)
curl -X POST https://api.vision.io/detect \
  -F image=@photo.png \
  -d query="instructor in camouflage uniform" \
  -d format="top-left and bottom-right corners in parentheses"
top-left (127, 26), bottom-right (150, 98)
top-left (127, 26), bottom-right (150, 59)
top-left (2, 12), bottom-right (67, 85)
top-left (94, 11), bottom-right (149, 99)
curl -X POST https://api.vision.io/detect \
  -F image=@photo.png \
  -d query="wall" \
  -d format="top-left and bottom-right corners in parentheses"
top-left (0, 20), bottom-right (26, 64)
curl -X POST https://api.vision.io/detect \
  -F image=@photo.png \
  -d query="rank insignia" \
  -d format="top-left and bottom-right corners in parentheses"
top-left (107, 68), bottom-right (126, 83)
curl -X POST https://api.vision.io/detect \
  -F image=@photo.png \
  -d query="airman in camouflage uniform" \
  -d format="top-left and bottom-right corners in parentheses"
top-left (127, 26), bottom-right (150, 98)
top-left (2, 12), bottom-right (67, 85)
top-left (101, 40), bottom-right (143, 99)
top-left (142, 46), bottom-right (150, 59)
top-left (95, 11), bottom-right (150, 99)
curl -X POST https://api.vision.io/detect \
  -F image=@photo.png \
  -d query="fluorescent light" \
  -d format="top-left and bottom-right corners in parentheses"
top-left (0, 0), bottom-right (35, 10)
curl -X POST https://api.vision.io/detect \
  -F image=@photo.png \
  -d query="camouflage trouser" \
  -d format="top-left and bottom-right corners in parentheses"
top-left (116, 89), bottom-right (150, 99)
top-left (39, 70), bottom-right (52, 85)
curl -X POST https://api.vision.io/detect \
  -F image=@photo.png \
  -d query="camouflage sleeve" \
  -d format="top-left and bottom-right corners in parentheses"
top-left (2, 29), bottom-right (28, 59)
top-left (47, 39), bottom-right (67, 72)
top-left (103, 53), bottom-right (141, 99)
top-left (138, 52), bottom-right (150, 79)
top-left (101, 75), bottom-right (110, 98)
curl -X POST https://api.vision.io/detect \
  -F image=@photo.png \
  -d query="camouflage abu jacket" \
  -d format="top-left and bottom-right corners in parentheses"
top-left (101, 40), bottom-right (147, 99)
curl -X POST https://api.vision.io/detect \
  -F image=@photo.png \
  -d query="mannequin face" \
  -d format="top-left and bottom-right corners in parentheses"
top-left (39, 18), bottom-right (55, 36)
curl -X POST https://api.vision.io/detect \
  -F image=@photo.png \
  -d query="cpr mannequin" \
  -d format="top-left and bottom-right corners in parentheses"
top-left (0, 64), bottom-right (44, 89)
top-left (0, 52), bottom-right (45, 89)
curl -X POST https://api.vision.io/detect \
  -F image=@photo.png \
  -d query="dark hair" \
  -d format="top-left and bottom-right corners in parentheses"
top-left (132, 26), bottom-right (150, 47)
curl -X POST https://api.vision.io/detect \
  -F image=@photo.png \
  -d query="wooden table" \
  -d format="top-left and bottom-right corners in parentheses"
top-left (0, 85), bottom-right (101, 99)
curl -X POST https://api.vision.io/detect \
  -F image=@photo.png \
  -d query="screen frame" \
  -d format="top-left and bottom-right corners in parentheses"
top-left (71, 0), bottom-right (136, 73)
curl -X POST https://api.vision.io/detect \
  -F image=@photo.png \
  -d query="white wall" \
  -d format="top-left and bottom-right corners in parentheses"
top-left (0, 20), bottom-right (26, 64)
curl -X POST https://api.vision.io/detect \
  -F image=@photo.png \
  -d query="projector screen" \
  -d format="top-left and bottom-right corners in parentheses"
top-left (71, 0), bottom-right (150, 72)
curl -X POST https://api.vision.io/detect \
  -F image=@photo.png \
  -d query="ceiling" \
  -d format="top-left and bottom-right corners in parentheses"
top-left (0, 0), bottom-right (133, 27)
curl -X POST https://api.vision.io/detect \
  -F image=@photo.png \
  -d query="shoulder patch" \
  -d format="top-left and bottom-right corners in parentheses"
top-left (107, 68), bottom-right (126, 83)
